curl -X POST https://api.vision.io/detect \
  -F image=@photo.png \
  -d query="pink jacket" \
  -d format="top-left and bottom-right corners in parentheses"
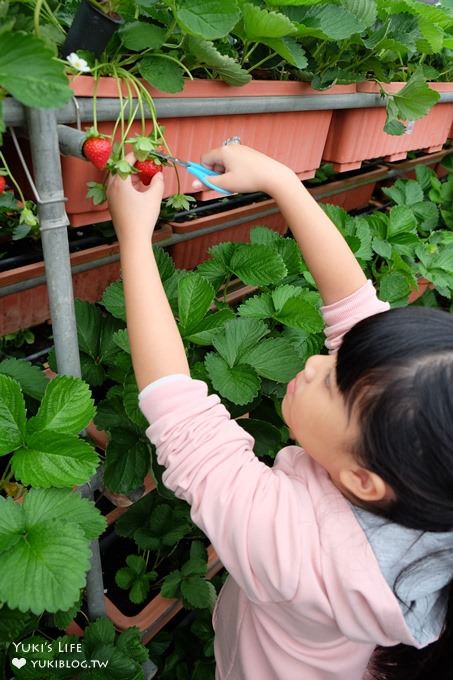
top-left (139, 281), bottom-right (419, 680)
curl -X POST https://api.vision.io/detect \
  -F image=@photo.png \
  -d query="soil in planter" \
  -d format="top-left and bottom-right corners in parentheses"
top-left (0, 223), bottom-right (117, 273)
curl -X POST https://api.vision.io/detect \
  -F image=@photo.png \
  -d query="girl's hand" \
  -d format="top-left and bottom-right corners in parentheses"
top-left (192, 144), bottom-right (296, 196)
top-left (106, 154), bottom-right (164, 244)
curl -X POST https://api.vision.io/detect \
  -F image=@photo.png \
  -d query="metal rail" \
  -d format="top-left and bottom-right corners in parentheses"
top-left (4, 91), bottom-right (453, 126)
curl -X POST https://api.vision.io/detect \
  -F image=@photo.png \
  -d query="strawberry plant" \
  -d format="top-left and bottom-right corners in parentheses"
top-left (2, 617), bottom-right (150, 679)
top-left (0, 158), bottom-right (39, 240)
top-left (0, 368), bottom-right (106, 615)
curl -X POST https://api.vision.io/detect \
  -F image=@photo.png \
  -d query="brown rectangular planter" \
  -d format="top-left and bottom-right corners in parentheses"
top-left (376, 149), bottom-right (453, 188)
top-left (167, 197), bottom-right (288, 269)
top-left (61, 77), bottom-right (355, 226)
top-left (322, 82), bottom-right (453, 172)
top-left (0, 224), bottom-right (172, 335)
top-left (308, 164), bottom-right (388, 211)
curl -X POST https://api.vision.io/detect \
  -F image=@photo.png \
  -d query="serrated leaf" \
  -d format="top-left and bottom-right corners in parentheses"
top-left (154, 245), bottom-right (175, 281)
top-left (185, 308), bottom-right (235, 345)
top-left (0, 518), bottom-right (90, 614)
top-left (274, 296), bottom-right (323, 332)
top-left (75, 299), bottom-right (101, 358)
top-left (116, 492), bottom-right (156, 538)
top-left (372, 236), bottom-right (393, 259)
top-left (205, 353), bottom-right (261, 405)
top-left (175, 0), bottom-right (241, 39)
top-left (353, 217), bottom-right (373, 261)
top-left (178, 272), bottom-right (215, 335)
top-left (0, 606), bottom-right (39, 644)
top-left (27, 375), bottom-right (95, 436)
top-left (185, 37), bottom-right (251, 85)
top-left (181, 576), bottom-right (216, 609)
top-left (388, 205), bottom-right (418, 239)
top-left (12, 431), bottom-right (99, 487)
top-left (0, 374), bottom-right (26, 455)
top-left (414, 201), bottom-right (439, 233)
top-left (119, 20), bottom-right (166, 50)
top-left (123, 371), bottom-right (148, 429)
top-left (112, 328), bottom-right (131, 354)
top-left (139, 56), bottom-right (184, 93)
top-left (392, 74), bottom-right (440, 121)
top-left (101, 281), bottom-right (126, 321)
top-left (52, 600), bottom-right (81, 630)
top-left (262, 36), bottom-right (308, 68)
top-left (281, 327), bottom-right (324, 363)
top-left (116, 567), bottom-right (135, 590)
top-left (23, 488), bottom-right (106, 541)
top-left (80, 352), bottom-right (106, 387)
top-left (211, 318), bottom-right (269, 366)
top-left (117, 627), bottom-right (149, 665)
top-left (238, 292), bottom-right (275, 319)
top-left (196, 257), bottom-right (229, 289)
top-left (99, 314), bottom-right (124, 364)
top-left (343, 0), bottom-right (377, 28)
top-left (161, 570), bottom-right (182, 599)
top-left (104, 428), bottom-right (149, 494)
top-left (181, 557), bottom-right (207, 577)
top-left (0, 32), bottom-right (72, 108)
top-left (0, 358), bottom-right (47, 400)
top-left (0, 496), bottom-right (25, 551)
top-left (379, 271), bottom-right (410, 303)
top-left (84, 616), bottom-right (116, 648)
top-left (243, 3), bottom-right (297, 38)
top-left (129, 577), bottom-right (151, 604)
top-left (230, 244), bottom-right (287, 286)
top-left (305, 4), bottom-right (363, 39)
top-left (242, 337), bottom-right (304, 382)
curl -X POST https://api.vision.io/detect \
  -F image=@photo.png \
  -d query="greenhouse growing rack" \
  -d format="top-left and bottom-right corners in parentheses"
top-left (3, 91), bottom-right (453, 677)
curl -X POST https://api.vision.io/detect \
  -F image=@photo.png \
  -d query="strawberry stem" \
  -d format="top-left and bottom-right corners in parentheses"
top-left (0, 151), bottom-right (26, 206)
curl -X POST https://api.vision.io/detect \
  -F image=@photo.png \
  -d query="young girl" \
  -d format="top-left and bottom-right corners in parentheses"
top-left (107, 145), bottom-right (453, 680)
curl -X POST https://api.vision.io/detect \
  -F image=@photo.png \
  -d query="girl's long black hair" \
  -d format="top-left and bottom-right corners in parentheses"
top-left (336, 306), bottom-right (453, 680)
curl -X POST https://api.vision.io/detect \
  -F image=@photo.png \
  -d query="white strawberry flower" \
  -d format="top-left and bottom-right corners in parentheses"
top-left (66, 53), bottom-right (91, 73)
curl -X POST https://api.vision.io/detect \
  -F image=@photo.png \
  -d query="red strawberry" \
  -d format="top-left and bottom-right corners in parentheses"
top-left (0, 176), bottom-right (6, 193)
top-left (84, 136), bottom-right (112, 170)
top-left (134, 159), bottom-right (163, 185)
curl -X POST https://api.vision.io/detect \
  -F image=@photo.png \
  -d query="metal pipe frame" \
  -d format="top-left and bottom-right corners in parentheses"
top-left (5, 91), bottom-right (453, 127)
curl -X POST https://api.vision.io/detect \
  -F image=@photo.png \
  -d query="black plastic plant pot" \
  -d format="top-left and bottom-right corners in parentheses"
top-left (61, 0), bottom-right (123, 59)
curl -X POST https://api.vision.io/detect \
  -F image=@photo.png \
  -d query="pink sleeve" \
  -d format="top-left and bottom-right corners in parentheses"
top-left (139, 379), bottom-right (310, 603)
top-left (322, 280), bottom-right (390, 353)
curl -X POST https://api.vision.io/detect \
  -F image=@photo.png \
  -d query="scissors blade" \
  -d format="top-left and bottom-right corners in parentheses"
top-left (150, 151), bottom-right (188, 167)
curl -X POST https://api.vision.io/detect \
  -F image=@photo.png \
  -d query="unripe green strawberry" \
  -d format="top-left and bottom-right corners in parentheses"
top-left (134, 159), bottom-right (163, 185)
top-left (83, 136), bottom-right (112, 170)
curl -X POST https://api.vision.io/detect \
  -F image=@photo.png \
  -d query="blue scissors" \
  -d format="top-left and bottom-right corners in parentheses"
top-left (151, 151), bottom-right (231, 195)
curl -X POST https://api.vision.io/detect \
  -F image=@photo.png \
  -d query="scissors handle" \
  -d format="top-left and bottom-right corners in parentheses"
top-left (186, 162), bottom-right (231, 196)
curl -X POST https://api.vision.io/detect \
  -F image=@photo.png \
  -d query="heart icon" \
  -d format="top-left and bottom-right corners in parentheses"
top-left (12, 658), bottom-right (27, 669)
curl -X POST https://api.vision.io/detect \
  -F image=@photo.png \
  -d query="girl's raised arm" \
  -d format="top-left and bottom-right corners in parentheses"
top-left (106, 165), bottom-right (190, 391)
top-left (198, 145), bottom-right (367, 305)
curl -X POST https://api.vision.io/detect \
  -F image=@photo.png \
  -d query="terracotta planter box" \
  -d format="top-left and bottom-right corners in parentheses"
top-left (308, 164), bottom-right (388, 211)
top-left (0, 225), bottom-right (171, 335)
top-left (323, 82), bottom-right (453, 172)
top-left (167, 197), bottom-right (288, 269)
top-left (376, 149), bottom-right (453, 189)
top-left (62, 77), bottom-right (355, 226)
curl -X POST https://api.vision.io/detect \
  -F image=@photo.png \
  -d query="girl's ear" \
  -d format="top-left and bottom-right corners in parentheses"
top-left (339, 466), bottom-right (389, 502)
